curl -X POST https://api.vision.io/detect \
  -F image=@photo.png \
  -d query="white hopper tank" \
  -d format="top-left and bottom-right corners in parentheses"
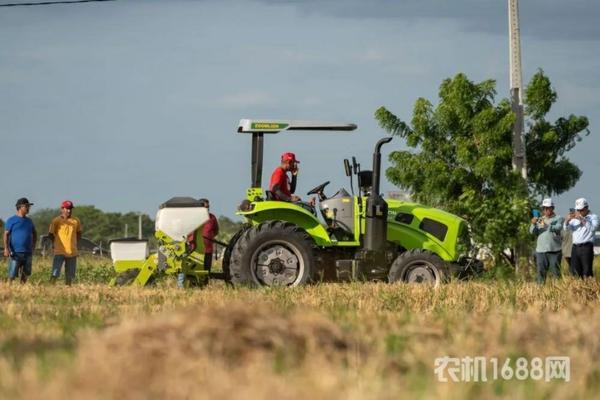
top-left (155, 197), bottom-right (210, 241)
top-left (110, 239), bottom-right (149, 262)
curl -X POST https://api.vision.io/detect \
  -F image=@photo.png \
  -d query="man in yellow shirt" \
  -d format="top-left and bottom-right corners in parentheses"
top-left (49, 200), bottom-right (82, 285)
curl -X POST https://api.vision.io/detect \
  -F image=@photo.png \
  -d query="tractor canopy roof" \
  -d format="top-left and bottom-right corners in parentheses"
top-left (238, 119), bottom-right (357, 134)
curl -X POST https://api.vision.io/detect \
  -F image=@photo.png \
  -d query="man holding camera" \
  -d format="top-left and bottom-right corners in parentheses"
top-left (565, 198), bottom-right (599, 278)
top-left (530, 198), bottom-right (563, 284)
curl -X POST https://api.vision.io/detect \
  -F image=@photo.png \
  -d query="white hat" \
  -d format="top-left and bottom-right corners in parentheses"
top-left (575, 198), bottom-right (589, 210)
top-left (541, 198), bottom-right (554, 208)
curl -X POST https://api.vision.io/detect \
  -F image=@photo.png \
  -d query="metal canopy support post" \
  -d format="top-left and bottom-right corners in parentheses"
top-left (251, 132), bottom-right (264, 188)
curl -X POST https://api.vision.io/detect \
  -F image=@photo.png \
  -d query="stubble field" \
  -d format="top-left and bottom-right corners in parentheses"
top-left (1, 256), bottom-right (599, 399)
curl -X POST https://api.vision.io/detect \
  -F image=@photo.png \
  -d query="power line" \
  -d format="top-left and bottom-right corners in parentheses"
top-left (0, 0), bottom-right (114, 7)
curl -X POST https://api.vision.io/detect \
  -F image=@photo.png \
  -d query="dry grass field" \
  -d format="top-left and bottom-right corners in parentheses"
top-left (1, 256), bottom-right (599, 399)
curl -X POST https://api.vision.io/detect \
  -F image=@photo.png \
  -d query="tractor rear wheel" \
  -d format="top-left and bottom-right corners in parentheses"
top-left (229, 221), bottom-right (315, 287)
top-left (221, 224), bottom-right (251, 283)
top-left (388, 249), bottom-right (448, 286)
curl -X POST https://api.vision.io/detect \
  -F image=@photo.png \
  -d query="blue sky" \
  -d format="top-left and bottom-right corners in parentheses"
top-left (1, 0), bottom-right (598, 221)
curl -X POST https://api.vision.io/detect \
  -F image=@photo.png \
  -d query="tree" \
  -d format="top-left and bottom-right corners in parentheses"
top-left (28, 205), bottom-right (243, 250)
top-left (217, 216), bottom-right (244, 242)
top-left (375, 71), bottom-right (589, 264)
top-left (524, 71), bottom-right (589, 197)
top-left (29, 206), bottom-right (155, 247)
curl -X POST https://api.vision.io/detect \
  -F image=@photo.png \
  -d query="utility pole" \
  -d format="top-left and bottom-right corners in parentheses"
top-left (138, 213), bottom-right (143, 239)
top-left (509, 0), bottom-right (527, 180)
top-left (509, 0), bottom-right (528, 274)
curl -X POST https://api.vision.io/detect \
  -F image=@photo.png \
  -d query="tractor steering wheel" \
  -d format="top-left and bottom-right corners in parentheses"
top-left (307, 181), bottom-right (330, 199)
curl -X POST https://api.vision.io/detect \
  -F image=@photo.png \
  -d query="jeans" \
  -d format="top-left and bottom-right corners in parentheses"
top-left (535, 251), bottom-right (562, 284)
top-left (8, 252), bottom-right (32, 280)
top-left (177, 272), bottom-right (185, 288)
top-left (52, 255), bottom-right (77, 284)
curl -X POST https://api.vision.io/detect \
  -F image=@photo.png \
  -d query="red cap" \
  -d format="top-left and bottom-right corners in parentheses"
top-left (61, 200), bottom-right (74, 209)
top-left (281, 152), bottom-right (299, 163)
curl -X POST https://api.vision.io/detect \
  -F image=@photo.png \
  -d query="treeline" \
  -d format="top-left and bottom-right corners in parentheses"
top-left (1, 206), bottom-right (244, 248)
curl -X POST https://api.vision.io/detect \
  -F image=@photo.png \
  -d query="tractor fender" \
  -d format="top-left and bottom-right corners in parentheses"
top-left (237, 201), bottom-right (332, 247)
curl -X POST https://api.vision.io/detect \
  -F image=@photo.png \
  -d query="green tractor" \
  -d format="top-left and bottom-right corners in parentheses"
top-left (223, 119), bottom-right (481, 287)
top-left (109, 119), bottom-right (480, 288)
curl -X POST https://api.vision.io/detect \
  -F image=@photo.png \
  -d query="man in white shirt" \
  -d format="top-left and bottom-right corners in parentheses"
top-left (564, 198), bottom-right (599, 278)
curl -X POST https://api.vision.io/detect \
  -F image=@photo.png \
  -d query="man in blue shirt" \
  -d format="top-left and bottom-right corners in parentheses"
top-left (3, 198), bottom-right (37, 283)
top-left (564, 198), bottom-right (599, 278)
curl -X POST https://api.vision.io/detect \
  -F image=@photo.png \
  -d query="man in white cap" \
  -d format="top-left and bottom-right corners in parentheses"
top-left (565, 198), bottom-right (599, 278)
top-left (530, 198), bottom-right (563, 284)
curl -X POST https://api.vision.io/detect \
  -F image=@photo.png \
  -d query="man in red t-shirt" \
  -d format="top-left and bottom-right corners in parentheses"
top-left (199, 198), bottom-right (219, 272)
top-left (269, 152), bottom-right (301, 202)
top-left (183, 198), bottom-right (219, 277)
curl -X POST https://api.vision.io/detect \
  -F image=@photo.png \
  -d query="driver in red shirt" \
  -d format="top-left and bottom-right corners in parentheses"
top-left (269, 152), bottom-right (302, 202)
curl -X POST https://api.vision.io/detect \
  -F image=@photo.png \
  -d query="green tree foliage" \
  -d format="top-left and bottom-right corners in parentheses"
top-left (375, 71), bottom-right (589, 261)
top-left (524, 71), bottom-right (589, 197)
top-left (28, 206), bottom-right (244, 250)
top-left (29, 206), bottom-right (155, 247)
top-left (216, 216), bottom-right (244, 242)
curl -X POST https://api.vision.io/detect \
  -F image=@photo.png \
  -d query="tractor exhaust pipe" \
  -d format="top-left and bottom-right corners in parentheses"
top-left (364, 137), bottom-right (393, 252)
top-left (371, 137), bottom-right (392, 199)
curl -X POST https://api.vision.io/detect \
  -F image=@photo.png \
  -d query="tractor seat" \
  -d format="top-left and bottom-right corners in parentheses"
top-left (265, 190), bottom-right (316, 215)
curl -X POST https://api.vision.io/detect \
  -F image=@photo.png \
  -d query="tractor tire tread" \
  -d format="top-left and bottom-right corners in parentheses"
top-left (222, 224), bottom-right (251, 282)
top-left (229, 220), bottom-right (315, 287)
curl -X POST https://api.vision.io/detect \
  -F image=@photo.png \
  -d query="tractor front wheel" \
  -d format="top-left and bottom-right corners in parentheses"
top-left (229, 221), bottom-right (315, 287)
top-left (388, 249), bottom-right (448, 286)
